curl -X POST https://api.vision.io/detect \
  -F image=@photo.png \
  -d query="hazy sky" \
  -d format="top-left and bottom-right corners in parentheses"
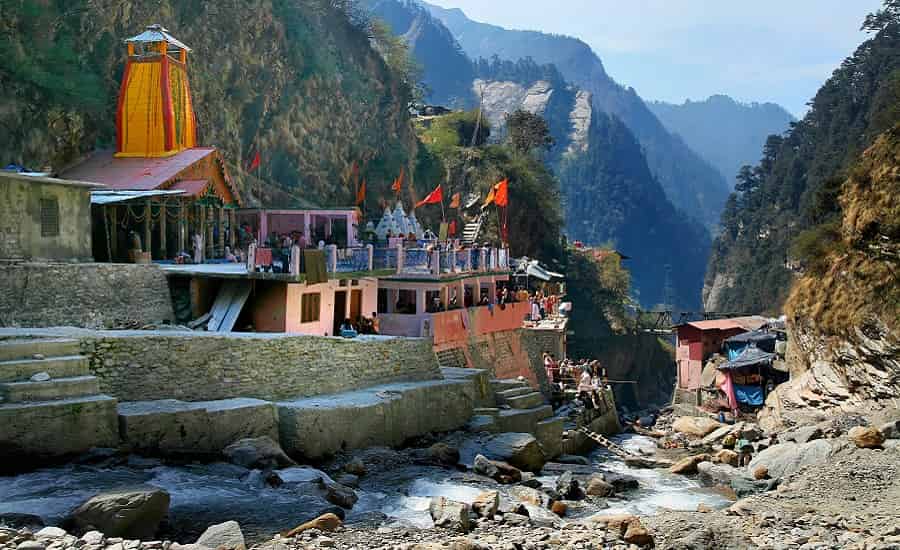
top-left (428, 0), bottom-right (883, 116)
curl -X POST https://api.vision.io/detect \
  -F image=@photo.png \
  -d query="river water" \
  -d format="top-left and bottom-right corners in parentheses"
top-left (0, 434), bottom-right (730, 543)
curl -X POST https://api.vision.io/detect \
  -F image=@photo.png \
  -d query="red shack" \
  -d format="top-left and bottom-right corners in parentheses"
top-left (674, 316), bottom-right (768, 390)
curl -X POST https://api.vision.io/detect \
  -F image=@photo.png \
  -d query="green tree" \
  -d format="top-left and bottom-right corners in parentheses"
top-left (505, 110), bottom-right (554, 156)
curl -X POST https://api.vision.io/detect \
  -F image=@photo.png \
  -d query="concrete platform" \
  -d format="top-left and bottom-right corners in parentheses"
top-left (0, 395), bottom-right (118, 463)
top-left (494, 404), bottom-right (554, 433)
top-left (278, 368), bottom-right (489, 460)
top-left (118, 398), bottom-right (279, 456)
top-left (504, 392), bottom-right (546, 410)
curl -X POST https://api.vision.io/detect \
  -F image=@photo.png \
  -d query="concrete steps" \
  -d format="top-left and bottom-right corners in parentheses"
top-left (0, 338), bottom-right (81, 361)
top-left (0, 337), bottom-right (119, 463)
top-left (495, 386), bottom-right (534, 400)
top-left (0, 355), bottom-right (89, 383)
top-left (0, 376), bottom-right (101, 403)
top-left (504, 391), bottom-right (546, 410)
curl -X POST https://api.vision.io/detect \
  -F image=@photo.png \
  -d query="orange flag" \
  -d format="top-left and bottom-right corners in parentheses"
top-left (415, 184), bottom-right (443, 208)
top-left (449, 192), bottom-right (461, 209)
top-left (483, 178), bottom-right (508, 208)
top-left (391, 166), bottom-right (405, 194)
top-left (355, 179), bottom-right (366, 206)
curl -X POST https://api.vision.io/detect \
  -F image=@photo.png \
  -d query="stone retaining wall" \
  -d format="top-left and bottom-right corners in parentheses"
top-left (79, 332), bottom-right (441, 402)
top-left (0, 263), bottom-right (175, 328)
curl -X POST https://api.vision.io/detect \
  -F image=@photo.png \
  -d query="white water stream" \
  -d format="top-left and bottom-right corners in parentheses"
top-left (0, 434), bottom-right (730, 543)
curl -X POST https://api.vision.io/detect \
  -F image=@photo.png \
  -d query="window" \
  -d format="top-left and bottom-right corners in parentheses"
top-left (40, 198), bottom-right (59, 237)
top-left (301, 293), bottom-right (321, 323)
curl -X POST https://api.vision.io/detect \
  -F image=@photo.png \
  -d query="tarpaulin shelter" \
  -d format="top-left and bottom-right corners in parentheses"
top-left (724, 329), bottom-right (777, 360)
top-left (717, 346), bottom-right (786, 410)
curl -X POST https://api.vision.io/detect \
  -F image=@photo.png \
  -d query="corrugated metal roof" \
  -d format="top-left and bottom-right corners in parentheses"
top-left (61, 148), bottom-right (217, 191)
top-left (169, 179), bottom-right (209, 197)
top-left (682, 316), bottom-right (768, 332)
top-left (91, 190), bottom-right (185, 205)
top-left (125, 24), bottom-right (191, 51)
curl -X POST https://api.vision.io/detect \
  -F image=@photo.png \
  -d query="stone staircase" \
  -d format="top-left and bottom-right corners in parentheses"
top-left (0, 338), bottom-right (118, 463)
top-left (462, 214), bottom-right (484, 245)
top-left (468, 378), bottom-right (564, 458)
top-left (435, 347), bottom-right (469, 370)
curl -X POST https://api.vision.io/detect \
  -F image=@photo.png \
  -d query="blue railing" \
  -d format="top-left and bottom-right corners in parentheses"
top-left (373, 247), bottom-right (398, 270)
top-left (334, 247), bottom-right (370, 273)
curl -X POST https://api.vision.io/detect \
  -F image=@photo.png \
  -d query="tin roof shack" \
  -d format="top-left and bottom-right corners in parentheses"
top-left (717, 347), bottom-right (789, 412)
top-left (674, 316), bottom-right (768, 392)
top-left (0, 172), bottom-right (102, 262)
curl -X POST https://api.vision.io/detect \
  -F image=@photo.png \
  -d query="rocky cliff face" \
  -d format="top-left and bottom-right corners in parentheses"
top-left (1, 0), bottom-right (418, 209)
top-left (759, 125), bottom-right (900, 430)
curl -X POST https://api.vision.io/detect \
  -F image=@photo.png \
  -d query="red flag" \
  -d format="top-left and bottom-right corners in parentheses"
top-left (493, 178), bottom-right (509, 207)
top-left (415, 184), bottom-right (443, 208)
top-left (247, 151), bottom-right (261, 172)
top-left (449, 192), bottom-right (461, 209)
top-left (391, 166), bottom-right (405, 194)
top-left (356, 179), bottom-right (366, 206)
top-left (448, 220), bottom-right (457, 236)
top-left (483, 178), bottom-right (508, 208)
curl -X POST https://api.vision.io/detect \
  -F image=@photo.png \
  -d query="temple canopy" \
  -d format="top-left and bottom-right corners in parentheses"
top-left (125, 24), bottom-right (192, 51)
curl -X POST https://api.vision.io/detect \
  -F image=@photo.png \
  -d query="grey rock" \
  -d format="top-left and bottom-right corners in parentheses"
top-left (749, 440), bottom-right (834, 479)
top-left (880, 419), bottom-right (900, 440)
top-left (521, 503), bottom-right (561, 528)
top-left (428, 497), bottom-right (470, 533)
top-left (730, 477), bottom-right (779, 498)
top-left (222, 437), bottom-right (295, 470)
top-left (195, 521), bottom-right (245, 550)
top-left (605, 473), bottom-right (639, 492)
top-left (585, 475), bottom-right (615, 497)
top-left (29, 372), bottom-right (51, 383)
top-left (34, 528), bottom-right (66, 539)
top-left (472, 454), bottom-right (522, 484)
top-left (555, 472), bottom-right (583, 500)
top-left (784, 426), bottom-right (823, 444)
top-left (17, 542), bottom-right (45, 550)
top-left (697, 462), bottom-right (747, 487)
top-left (333, 473), bottom-right (359, 489)
top-left (554, 455), bottom-right (591, 466)
top-left (323, 482), bottom-right (358, 509)
top-left (67, 486), bottom-right (170, 539)
top-left (463, 433), bottom-right (546, 472)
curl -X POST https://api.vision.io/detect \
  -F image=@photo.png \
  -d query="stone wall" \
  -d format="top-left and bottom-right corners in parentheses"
top-left (78, 331), bottom-right (442, 402)
top-left (520, 328), bottom-right (566, 395)
top-left (0, 172), bottom-right (96, 262)
top-left (0, 263), bottom-right (175, 328)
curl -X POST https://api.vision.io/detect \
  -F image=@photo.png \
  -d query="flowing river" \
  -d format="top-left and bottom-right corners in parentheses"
top-left (0, 434), bottom-right (730, 543)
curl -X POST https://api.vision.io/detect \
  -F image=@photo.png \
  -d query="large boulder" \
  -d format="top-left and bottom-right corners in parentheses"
top-left (669, 454), bottom-right (709, 475)
top-left (508, 486), bottom-right (548, 507)
top-left (713, 449), bottom-right (739, 467)
top-left (585, 475), bottom-right (615, 497)
top-left (67, 486), bottom-right (169, 539)
top-left (472, 454), bottom-right (522, 484)
top-left (223, 437), bottom-right (295, 470)
top-left (783, 426), bottom-right (823, 444)
top-left (521, 503), bottom-right (561, 528)
top-left (696, 462), bottom-right (744, 487)
top-left (412, 443), bottom-right (460, 467)
top-left (323, 482), bottom-right (358, 509)
top-left (196, 521), bottom-right (245, 550)
top-left (428, 497), bottom-right (471, 533)
top-left (623, 519), bottom-right (654, 547)
top-left (471, 491), bottom-right (499, 518)
top-left (748, 440), bottom-right (834, 479)
top-left (555, 472), bottom-right (583, 500)
top-left (463, 433), bottom-right (546, 472)
top-left (673, 417), bottom-right (723, 437)
top-left (848, 426), bottom-right (885, 449)
top-left (880, 419), bottom-right (900, 440)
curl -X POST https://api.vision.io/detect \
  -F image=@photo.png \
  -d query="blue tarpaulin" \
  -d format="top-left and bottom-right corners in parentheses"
top-left (734, 384), bottom-right (765, 406)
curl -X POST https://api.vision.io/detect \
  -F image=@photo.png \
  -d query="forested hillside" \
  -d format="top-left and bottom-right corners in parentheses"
top-left (0, 0), bottom-right (423, 211)
top-left (424, 2), bottom-right (731, 230)
top-left (649, 95), bottom-right (795, 187)
top-left (704, 4), bottom-right (900, 313)
top-left (364, 0), bottom-right (475, 108)
top-left (560, 113), bottom-right (711, 309)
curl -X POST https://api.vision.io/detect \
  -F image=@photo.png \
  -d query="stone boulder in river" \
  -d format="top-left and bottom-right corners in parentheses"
top-left (471, 491), bottom-right (499, 518)
top-left (223, 437), bottom-right (296, 470)
top-left (472, 454), bottom-right (522, 484)
top-left (669, 453), bottom-right (709, 474)
top-left (673, 416), bottom-right (723, 437)
top-left (462, 433), bottom-right (546, 472)
top-left (67, 486), bottom-right (169, 539)
top-left (195, 521), bottom-right (245, 550)
top-left (283, 513), bottom-right (342, 537)
top-left (428, 497), bottom-right (471, 533)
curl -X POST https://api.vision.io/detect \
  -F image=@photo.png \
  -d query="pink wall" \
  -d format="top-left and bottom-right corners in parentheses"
top-left (278, 278), bottom-right (378, 336)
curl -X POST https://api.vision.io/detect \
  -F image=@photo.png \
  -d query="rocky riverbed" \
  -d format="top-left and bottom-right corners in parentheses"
top-left (2, 411), bottom-right (898, 550)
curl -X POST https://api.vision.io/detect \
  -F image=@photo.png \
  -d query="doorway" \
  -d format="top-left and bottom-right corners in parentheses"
top-left (350, 289), bottom-right (362, 322)
top-left (333, 290), bottom-right (347, 335)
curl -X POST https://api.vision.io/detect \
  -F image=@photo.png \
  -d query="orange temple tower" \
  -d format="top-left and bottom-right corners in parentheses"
top-left (116, 24), bottom-right (197, 158)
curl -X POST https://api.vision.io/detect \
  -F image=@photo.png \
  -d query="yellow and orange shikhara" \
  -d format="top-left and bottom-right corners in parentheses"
top-left (116, 25), bottom-right (197, 158)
